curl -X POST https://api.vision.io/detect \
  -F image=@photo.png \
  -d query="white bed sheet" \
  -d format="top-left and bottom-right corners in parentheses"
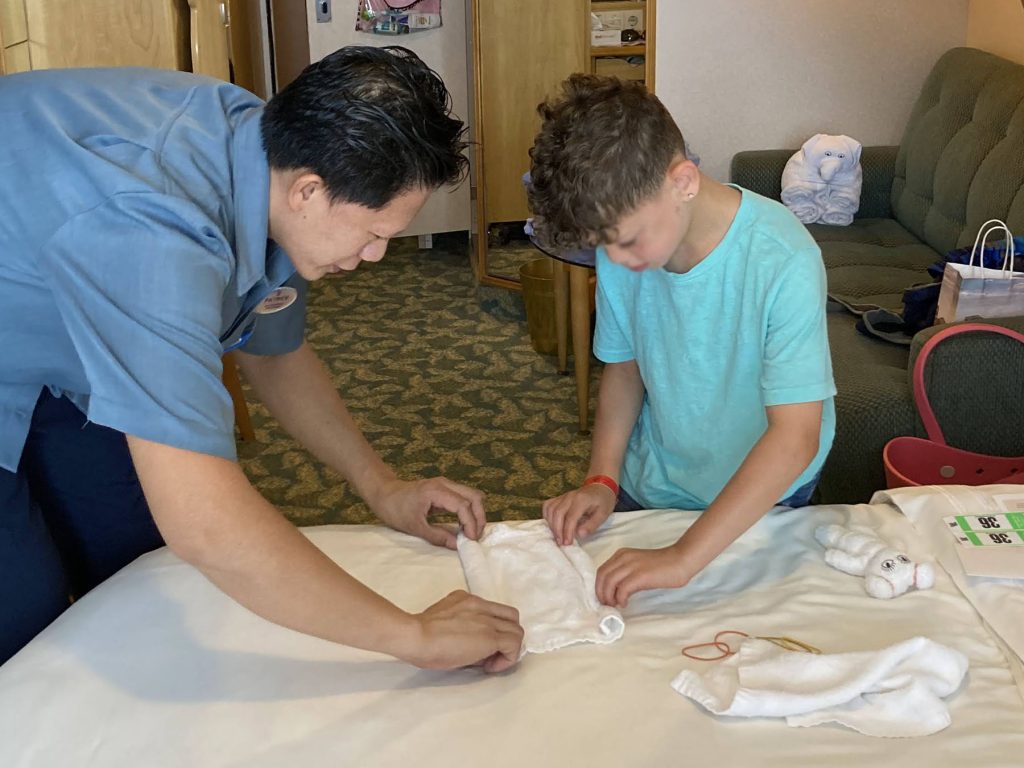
top-left (874, 484), bottom-right (1024, 671)
top-left (1, 500), bottom-right (1022, 768)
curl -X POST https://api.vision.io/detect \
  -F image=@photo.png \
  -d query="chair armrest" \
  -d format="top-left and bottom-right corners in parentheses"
top-left (909, 316), bottom-right (1024, 370)
top-left (857, 146), bottom-right (898, 219)
top-left (729, 145), bottom-right (899, 220)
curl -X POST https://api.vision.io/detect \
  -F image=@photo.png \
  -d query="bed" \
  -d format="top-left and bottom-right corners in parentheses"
top-left (1, 485), bottom-right (1022, 767)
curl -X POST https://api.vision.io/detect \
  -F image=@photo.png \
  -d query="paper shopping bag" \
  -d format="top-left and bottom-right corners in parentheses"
top-left (935, 219), bottom-right (1024, 324)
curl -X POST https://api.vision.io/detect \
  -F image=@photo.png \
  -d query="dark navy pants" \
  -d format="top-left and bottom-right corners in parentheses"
top-left (0, 391), bottom-right (164, 664)
top-left (613, 472), bottom-right (821, 513)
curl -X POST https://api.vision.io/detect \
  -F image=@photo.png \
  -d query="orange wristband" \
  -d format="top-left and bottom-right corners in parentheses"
top-left (583, 474), bottom-right (619, 497)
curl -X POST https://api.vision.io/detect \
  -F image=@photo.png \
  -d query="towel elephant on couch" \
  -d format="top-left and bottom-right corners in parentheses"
top-left (781, 134), bottom-right (863, 226)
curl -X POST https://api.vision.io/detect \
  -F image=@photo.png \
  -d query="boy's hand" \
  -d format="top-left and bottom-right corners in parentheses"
top-left (369, 477), bottom-right (486, 550)
top-left (401, 590), bottom-right (524, 673)
top-left (542, 484), bottom-right (616, 546)
top-left (596, 546), bottom-right (690, 608)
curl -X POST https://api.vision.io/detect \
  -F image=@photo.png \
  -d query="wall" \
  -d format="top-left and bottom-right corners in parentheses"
top-left (967, 0), bottom-right (1024, 63)
top-left (305, 1), bottom-right (471, 236)
top-left (656, 1), bottom-right (970, 182)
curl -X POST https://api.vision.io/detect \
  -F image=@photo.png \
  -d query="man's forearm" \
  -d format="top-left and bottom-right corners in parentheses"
top-left (588, 360), bottom-right (645, 480)
top-left (128, 436), bottom-right (420, 660)
top-left (671, 413), bottom-right (820, 583)
top-left (235, 343), bottom-right (395, 502)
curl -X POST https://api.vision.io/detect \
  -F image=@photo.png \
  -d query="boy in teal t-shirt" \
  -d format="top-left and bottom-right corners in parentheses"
top-left (528, 75), bottom-right (836, 608)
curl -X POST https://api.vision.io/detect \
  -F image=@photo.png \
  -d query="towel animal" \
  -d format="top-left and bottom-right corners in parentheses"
top-left (781, 134), bottom-right (863, 225)
top-left (814, 524), bottom-right (935, 599)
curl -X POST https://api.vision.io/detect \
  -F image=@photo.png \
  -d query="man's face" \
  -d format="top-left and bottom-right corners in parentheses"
top-left (275, 181), bottom-right (431, 280)
top-left (602, 174), bottom-right (690, 272)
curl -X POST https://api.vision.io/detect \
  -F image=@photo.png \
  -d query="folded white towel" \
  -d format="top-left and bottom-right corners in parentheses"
top-left (820, 209), bottom-right (855, 226)
top-left (670, 636), bottom-right (968, 737)
top-left (457, 521), bottom-right (625, 656)
top-left (785, 198), bottom-right (825, 225)
top-left (782, 133), bottom-right (863, 225)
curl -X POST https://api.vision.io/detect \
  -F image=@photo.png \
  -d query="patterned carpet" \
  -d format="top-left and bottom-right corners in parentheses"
top-left (237, 233), bottom-right (601, 527)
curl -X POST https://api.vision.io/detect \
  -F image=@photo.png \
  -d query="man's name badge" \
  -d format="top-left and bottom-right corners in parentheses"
top-left (255, 286), bottom-right (298, 314)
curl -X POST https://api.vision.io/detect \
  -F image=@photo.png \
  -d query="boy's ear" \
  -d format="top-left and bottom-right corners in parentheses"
top-left (667, 157), bottom-right (699, 200)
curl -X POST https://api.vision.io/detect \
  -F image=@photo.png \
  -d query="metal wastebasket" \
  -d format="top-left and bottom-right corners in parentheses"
top-left (519, 257), bottom-right (558, 355)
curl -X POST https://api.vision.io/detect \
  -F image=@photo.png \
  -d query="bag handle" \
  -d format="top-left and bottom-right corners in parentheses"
top-left (913, 322), bottom-right (1024, 445)
top-left (968, 218), bottom-right (1018, 277)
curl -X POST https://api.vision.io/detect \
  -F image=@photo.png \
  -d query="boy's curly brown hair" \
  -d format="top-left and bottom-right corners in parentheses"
top-left (527, 74), bottom-right (686, 252)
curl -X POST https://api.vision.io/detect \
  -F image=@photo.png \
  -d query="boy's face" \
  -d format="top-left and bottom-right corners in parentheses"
top-left (602, 159), bottom-right (696, 272)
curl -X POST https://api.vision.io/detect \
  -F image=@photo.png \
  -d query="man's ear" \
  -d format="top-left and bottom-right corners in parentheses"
top-left (288, 172), bottom-right (325, 213)
top-left (667, 157), bottom-right (700, 200)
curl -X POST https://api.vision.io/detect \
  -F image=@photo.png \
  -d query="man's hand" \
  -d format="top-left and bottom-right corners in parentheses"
top-left (400, 590), bottom-right (524, 673)
top-left (369, 477), bottom-right (486, 549)
top-left (542, 484), bottom-right (616, 546)
top-left (596, 546), bottom-right (690, 608)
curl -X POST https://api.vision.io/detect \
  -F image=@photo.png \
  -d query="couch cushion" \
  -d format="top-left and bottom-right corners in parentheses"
top-left (816, 218), bottom-right (939, 311)
top-left (807, 217), bottom-right (921, 247)
top-left (892, 47), bottom-right (1024, 256)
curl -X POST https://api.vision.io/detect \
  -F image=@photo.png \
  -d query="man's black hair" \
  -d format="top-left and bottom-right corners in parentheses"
top-left (261, 45), bottom-right (468, 209)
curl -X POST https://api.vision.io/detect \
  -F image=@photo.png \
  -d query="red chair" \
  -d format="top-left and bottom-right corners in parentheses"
top-left (883, 323), bottom-right (1024, 489)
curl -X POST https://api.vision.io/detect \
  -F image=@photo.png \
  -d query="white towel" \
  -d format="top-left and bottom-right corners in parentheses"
top-left (671, 636), bottom-right (968, 737)
top-left (457, 520), bottom-right (625, 656)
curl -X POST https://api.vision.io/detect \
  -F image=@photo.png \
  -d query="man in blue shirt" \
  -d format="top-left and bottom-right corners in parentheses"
top-left (0, 47), bottom-right (522, 669)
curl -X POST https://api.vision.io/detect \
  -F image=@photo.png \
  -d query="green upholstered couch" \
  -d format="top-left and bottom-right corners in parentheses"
top-left (730, 47), bottom-right (1024, 503)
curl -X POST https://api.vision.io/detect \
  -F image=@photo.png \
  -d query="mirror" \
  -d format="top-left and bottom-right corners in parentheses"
top-left (483, 221), bottom-right (539, 284)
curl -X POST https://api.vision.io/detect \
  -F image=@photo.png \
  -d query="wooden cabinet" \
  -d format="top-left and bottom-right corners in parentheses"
top-left (470, 0), bottom-right (655, 288)
top-left (589, 0), bottom-right (655, 89)
top-left (0, 0), bottom-right (233, 79)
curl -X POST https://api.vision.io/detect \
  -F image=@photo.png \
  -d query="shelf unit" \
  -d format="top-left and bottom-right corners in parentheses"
top-left (588, 0), bottom-right (655, 90)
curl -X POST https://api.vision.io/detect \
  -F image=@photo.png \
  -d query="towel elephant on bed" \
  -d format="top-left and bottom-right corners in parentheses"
top-left (814, 524), bottom-right (935, 599)
top-left (781, 134), bottom-right (863, 226)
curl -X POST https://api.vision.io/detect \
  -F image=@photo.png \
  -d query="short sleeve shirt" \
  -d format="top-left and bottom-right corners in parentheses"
top-left (0, 67), bottom-right (305, 471)
top-left (593, 187), bottom-right (837, 509)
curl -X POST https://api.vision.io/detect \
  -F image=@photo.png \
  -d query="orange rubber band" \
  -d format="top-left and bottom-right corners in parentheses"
top-left (681, 630), bottom-right (821, 661)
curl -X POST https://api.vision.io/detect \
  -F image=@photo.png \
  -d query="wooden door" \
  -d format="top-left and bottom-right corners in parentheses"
top-left (22, 0), bottom-right (190, 70)
top-left (474, 0), bottom-right (587, 224)
top-left (0, 0), bottom-right (232, 78)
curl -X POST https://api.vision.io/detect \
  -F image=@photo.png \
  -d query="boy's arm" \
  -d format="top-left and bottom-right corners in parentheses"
top-left (587, 359), bottom-right (645, 484)
top-left (543, 360), bottom-right (644, 545)
top-left (595, 400), bottom-right (821, 607)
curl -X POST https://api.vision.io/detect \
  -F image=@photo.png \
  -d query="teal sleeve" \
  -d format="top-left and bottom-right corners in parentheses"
top-left (761, 249), bottom-right (837, 406)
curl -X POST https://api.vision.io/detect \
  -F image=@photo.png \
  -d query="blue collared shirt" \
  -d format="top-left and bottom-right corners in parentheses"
top-left (0, 67), bottom-right (306, 472)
